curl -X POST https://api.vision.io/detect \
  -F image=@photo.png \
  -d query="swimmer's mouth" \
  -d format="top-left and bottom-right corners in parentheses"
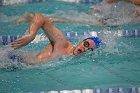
top-left (77, 49), bottom-right (82, 54)
top-left (73, 49), bottom-right (82, 55)
top-left (75, 49), bottom-right (83, 55)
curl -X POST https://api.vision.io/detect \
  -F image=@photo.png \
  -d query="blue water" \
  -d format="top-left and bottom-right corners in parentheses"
top-left (0, 1), bottom-right (140, 93)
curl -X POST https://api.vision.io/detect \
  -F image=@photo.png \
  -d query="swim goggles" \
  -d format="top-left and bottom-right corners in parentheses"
top-left (83, 40), bottom-right (94, 51)
top-left (83, 36), bottom-right (102, 51)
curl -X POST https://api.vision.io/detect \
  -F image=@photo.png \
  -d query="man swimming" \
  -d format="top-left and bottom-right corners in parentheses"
top-left (105, 0), bottom-right (140, 17)
top-left (12, 13), bottom-right (101, 64)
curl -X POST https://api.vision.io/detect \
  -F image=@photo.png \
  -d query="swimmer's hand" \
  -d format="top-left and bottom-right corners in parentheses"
top-left (11, 34), bottom-right (35, 49)
top-left (15, 17), bottom-right (26, 24)
top-left (15, 13), bottom-right (34, 24)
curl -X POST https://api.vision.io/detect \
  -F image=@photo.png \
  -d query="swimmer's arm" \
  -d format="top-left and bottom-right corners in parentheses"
top-left (12, 13), bottom-right (67, 49)
top-left (15, 13), bottom-right (34, 24)
top-left (24, 13), bottom-right (67, 43)
top-left (24, 54), bottom-right (40, 64)
top-left (48, 17), bottom-right (69, 23)
top-left (15, 13), bottom-right (68, 24)
top-left (12, 13), bottom-right (45, 49)
top-left (35, 43), bottom-right (53, 63)
top-left (24, 43), bottom-right (54, 64)
top-left (12, 13), bottom-right (43, 49)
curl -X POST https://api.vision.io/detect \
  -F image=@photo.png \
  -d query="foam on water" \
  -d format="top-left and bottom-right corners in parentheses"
top-left (0, 45), bottom-right (23, 70)
top-left (90, 1), bottom-right (137, 24)
top-left (0, 44), bottom-right (41, 71)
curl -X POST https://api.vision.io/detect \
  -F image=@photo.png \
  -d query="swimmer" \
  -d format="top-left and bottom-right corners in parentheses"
top-left (105, 0), bottom-right (140, 17)
top-left (89, 0), bottom-right (140, 26)
top-left (12, 13), bottom-right (102, 64)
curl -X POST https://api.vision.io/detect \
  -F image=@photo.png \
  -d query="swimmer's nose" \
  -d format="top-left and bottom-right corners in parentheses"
top-left (82, 47), bottom-right (88, 52)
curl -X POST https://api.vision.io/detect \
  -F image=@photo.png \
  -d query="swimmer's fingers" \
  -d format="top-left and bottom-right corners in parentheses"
top-left (15, 18), bottom-right (25, 24)
top-left (12, 39), bottom-right (29, 47)
top-left (11, 42), bottom-right (23, 48)
top-left (12, 37), bottom-right (28, 44)
top-left (12, 40), bottom-right (30, 49)
top-left (11, 43), bottom-right (28, 49)
top-left (12, 37), bottom-right (27, 45)
top-left (12, 39), bottom-right (30, 49)
top-left (11, 35), bottom-right (35, 49)
top-left (12, 38), bottom-right (24, 44)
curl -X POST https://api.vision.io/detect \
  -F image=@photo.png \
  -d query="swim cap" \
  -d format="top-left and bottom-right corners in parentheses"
top-left (86, 37), bottom-right (102, 48)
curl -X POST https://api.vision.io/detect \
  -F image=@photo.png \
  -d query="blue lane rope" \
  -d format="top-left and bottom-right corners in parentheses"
top-left (0, 30), bottom-right (140, 45)
top-left (80, 0), bottom-right (102, 3)
top-left (1, 0), bottom-right (51, 6)
top-left (65, 30), bottom-right (140, 37)
top-left (1, 0), bottom-right (102, 6)
top-left (34, 87), bottom-right (140, 93)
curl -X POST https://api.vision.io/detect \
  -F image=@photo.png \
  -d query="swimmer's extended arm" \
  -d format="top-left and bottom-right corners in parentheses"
top-left (15, 13), bottom-right (67, 24)
top-left (12, 13), bottom-right (67, 49)
top-left (15, 13), bottom-right (34, 23)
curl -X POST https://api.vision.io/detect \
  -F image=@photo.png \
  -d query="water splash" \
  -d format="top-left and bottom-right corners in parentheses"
top-left (0, 45), bottom-right (24, 71)
top-left (91, 1), bottom-right (140, 26)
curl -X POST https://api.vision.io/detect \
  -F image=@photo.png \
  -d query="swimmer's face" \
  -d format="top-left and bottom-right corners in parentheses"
top-left (73, 39), bottom-right (96, 55)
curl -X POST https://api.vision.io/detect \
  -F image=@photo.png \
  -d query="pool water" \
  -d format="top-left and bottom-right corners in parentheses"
top-left (0, 1), bottom-right (140, 93)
